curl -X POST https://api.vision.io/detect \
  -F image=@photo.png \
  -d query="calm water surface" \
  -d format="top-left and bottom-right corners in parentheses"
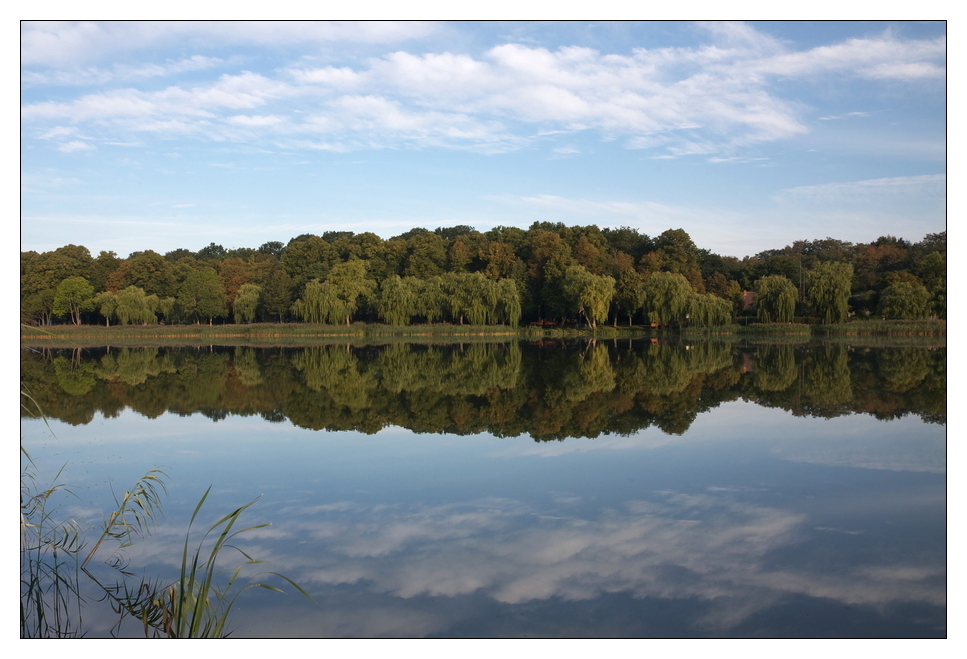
top-left (20, 339), bottom-right (946, 637)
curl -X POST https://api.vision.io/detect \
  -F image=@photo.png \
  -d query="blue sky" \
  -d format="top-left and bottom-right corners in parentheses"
top-left (20, 20), bottom-right (947, 259)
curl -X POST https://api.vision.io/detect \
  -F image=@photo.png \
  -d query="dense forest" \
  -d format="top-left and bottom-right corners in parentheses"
top-left (21, 341), bottom-right (946, 440)
top-left (21, 224), bottom-right (946, 329)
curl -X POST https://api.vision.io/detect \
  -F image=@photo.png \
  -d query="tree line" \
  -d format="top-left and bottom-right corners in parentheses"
top-left (21, 224), bottom-right (946, 328)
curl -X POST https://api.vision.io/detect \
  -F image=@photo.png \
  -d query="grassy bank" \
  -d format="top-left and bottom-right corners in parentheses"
top-left (20, 322), bottom-right (653, 348)
top-left (21, 318), bottom-right (944, 348)
top-left (811, 319), bottom-right (946, 336)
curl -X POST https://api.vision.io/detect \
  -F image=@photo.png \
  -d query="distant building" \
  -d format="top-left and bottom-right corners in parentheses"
top-left (742, 291), bottom-right (755, 311)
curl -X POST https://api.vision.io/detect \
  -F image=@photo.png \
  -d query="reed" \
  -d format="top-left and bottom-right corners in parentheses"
top-left (160, 487), bottom-right (310, 638)
top-left (21, 446), bottom-right (309, 637)
top-left (20, 450), bottom-right (85, 638)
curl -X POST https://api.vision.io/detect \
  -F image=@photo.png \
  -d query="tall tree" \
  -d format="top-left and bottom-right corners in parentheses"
top-left (641, 272), bottom-right (692, 326)
top-left (178, 267), bottom-right (227, 324)
top-left (496, 278), bottom-right (522, 327)
top-left (687, 293), bottom-right (733, 327)
top-left (877, 281), bottom-right (930, 320)
top-left (806, 262), bottom-right (853, 324)
top-left (125, 250), bottom-right (177, 298)
top-left (233, 283), bottom-right (262, 324)
top-left (93, 291), bottom-right (118, 326)
top-left (377, 275), bottom-right (417, 325)
top-left (114, 286), bottom-right (159, 325)
top-left (53, 276), bottom-right (95, 325)
top-left (562, 265), bottom-right (614, 328)
top-left (754, 275), bottom-right (798, 323)
top-left (326, 260), bottom-right (376, 325)
top-left (655, 229), bottom-right (700, 275)
top-left (260, 264), bottom-right (294, 322)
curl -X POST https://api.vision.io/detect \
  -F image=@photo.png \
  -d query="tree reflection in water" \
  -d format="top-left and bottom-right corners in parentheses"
top-left (21, 339), bottom-right (946, 439)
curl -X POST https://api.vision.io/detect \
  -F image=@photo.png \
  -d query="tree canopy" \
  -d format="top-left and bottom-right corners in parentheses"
top-left (21, 226), bottom-right (945, 328)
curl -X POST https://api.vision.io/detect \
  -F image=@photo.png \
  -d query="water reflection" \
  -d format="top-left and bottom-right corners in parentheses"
top-left (22, 340), bottom-right (946, 437)
top-left (20, 339), bottom-right (946, 637)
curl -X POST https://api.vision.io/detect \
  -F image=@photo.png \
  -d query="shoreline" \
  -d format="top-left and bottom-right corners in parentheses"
top-left (21, 319), bottom-right (946, 348)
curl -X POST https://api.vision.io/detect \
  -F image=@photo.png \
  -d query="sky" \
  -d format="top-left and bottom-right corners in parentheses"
top-left (20, 20), bottom-right (947, 259)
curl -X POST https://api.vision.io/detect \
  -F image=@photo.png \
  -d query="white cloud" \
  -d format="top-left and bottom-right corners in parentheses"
top-left (227, 114), bottom-right (285, 127)
top-left (39, 125), bottom-right (79, 139)
top-left (747, 35), bottom-right (946, 80)
top-left (21, 55), bottom-right (224, 86)
top-left (22, 72), bottom-right (293, 131)
top-left (774, 174), bottom-right (947, 204)
top-left (20, 21), bottom-right (438, 67)
top-left (205, 491), bottom-right (944, 633)
top-left (20, 23), bottom-right (945, 158)
top-left (58, 140), bottom-right (95, 152)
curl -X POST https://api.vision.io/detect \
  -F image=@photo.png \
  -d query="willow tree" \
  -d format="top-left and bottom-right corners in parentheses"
top-left (496, 278), bottom-right (522, 327)
top-left (640, 272), bottom-right (691, 326)
top-left (415, 276), bottom-right (447, 323)
top-left (444, 272), bottom-right (496, 325)
top-left (93, 291), bottom-right (118, 326)
top-left (754, 274), bottom-right (798, 323)
top-left (877, 281), bottom-right (930, 320)
top-left (293, 261), bottom-right (375, 325)
top-left (687, 293), bottom-right (733, 327)
top-left (806, 262), bottom-right (853, 324)
top-left (115, 286), bottom-right (158, 325)
top-left (377, 275), bottom-right (417, 325)
top-left (292, 280), bottom-right (343, 324)
top-left (562, 265), bottom-right (614, 329)
top-left (326, 259), bottom-right (376, 325)
top-left (233, 283), bottom-right (262, 324)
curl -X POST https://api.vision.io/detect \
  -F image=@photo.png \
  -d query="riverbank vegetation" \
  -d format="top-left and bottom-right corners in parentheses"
top-left (22, 224), bottom-right (945, 332)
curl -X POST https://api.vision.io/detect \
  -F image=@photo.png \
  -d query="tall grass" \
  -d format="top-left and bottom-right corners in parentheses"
top-left (21, 433), bottom-right (309, 637)
top-left (20, 450), bottom-right (85, 638)
top-left (161, 487), bottom-right (309, 638)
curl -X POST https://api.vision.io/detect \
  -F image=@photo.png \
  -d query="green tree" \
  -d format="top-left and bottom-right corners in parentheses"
top-left (178, 268), bottom-right (227, 324)
top-left (687, 293), bottom-right (732, 327)
top-left (641, 272), bottom-right (691, 326)
top-left (260, 264), bottom-right (294, 322)
top-left (326, 260), bottom-right (376, 325)
top-left (281, 235), bottom-right (338, 287)
top-left (377, 275), bottom-right (417, 325)
top-left (877, 281), bottom-right (930, 320)
top-left (233, 283), bottom-right (262, 324)
top-left (613, 265), bottom-right (644, 326)
top-left (293, 261), bottom-right (375, 325)
top-left (23, 245), bottom-right (96, 296)
top-left (291, 280), bottom-right (337, 324)
top-left (115, 286), bottom-right (159, 325)
top-left (414, 276), bottom-right (447, 323)
top-left (525, 230), bottom-right (574, 321)
top-left (53, 276), bottom-right (95, 325)
top-left (655, 228), bottom-right (699, 275)
top-left (22, 289), bottom-right (56, 325)
top-left (93, 291), bottom-right (118, 326)
top-left (404, 233), bottom-right (447, 278)
top-left (806, 262), bottom-right (853, 324)
top-left (442, 272), bottom-right (496, 325)
top-left (496, 278), bottom-right (522, 327)
top-left (754, 275), bottom-right (798, 323)
top-left (562, 265), bottom-right (614, 328)
top-left (125, 250), bottom-right (177, 298)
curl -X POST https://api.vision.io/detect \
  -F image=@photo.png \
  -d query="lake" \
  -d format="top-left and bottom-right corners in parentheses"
top-left (20, 338), bottom-right (946, 637)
